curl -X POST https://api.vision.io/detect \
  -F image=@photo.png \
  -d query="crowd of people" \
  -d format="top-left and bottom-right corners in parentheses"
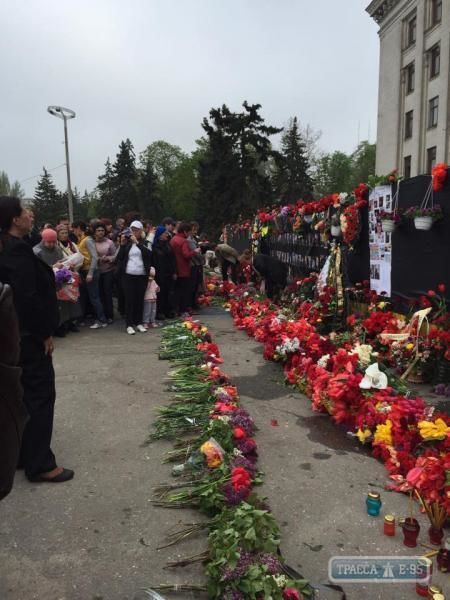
top-left (0, 194), bottom-right (288, 494)
top-left (24, 214), bottom-right (217, 336)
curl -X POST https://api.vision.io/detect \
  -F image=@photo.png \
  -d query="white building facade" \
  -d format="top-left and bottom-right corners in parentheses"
top-left (367, 0), bottom-right (450, 178)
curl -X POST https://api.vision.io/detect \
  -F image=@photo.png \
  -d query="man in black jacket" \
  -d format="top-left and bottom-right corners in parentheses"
top-left (0, 282), bottom-right (28, 499)
top-left (0, 196), bottom-right (74, 483)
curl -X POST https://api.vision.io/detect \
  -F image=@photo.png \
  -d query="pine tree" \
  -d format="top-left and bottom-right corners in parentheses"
top-left (32, 168), bottom-right (65, 226)
top-left (97, 158), bottom-right (116, 217)
top-left (0, 171), bottom-right (25, 198)
top-left (276, 117), bottom-right (313, 203)
top-left (136, 155), bottom-right (161, 221)
top-left (197, 101), bottom-right (282, 236)
top-left (112, 139), bottom-right (138, 216)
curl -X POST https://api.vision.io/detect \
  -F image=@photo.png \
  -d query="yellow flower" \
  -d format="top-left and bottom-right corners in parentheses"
top-left (418, 418), bottom-right (450, 441)
top-left (374, 420), bottom-right (393, 446)
top-left (406, 343), bottom-right (414, 351)
top-left (183, 322), bottom-right (193, 330)
top-left (356, 428), bottom-right (372, 444)
top-left (201, 327), bottom-right (208, 333)
top-left (378, 301), bottom-right (386, 309)
top-left (200, 441), bottom-right (223, 468)
top-left (207, 284), bottom-right (216, 291)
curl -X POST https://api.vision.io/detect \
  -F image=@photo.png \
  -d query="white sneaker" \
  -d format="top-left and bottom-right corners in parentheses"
top-left (90, 321), bottom-right (102, 329)
top-left (136, 324), bottom-right (147, 333)
top-left (127, 326), bottom-right (136, 335)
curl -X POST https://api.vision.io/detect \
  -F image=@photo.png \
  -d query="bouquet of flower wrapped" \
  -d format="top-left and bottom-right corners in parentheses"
top-left (54, 267), bottom-right (80, 303)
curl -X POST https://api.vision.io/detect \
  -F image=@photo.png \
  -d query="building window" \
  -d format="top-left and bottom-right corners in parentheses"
top-left (428, 96), bottom-right (439, 128)
top-left (404, 156), bottom-right (412, 179)
top-left (407, 15), bottom-right (417, 47)
top-left (427, 146), bottom-right (437, 173)
top-left (406, 62), bottom-right (415, 94)
top-left (431, 0), bottom-right (442, 25)
top-left (429, 44), bottom-right (440, 78)
top-left (405, 110), bottom-right (414, 139)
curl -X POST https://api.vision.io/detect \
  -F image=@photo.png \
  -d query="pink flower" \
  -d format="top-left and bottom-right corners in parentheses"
top-left (283, 589), bottom-right (302, 600)
top-left (406, 466), bottom-right (423, 487)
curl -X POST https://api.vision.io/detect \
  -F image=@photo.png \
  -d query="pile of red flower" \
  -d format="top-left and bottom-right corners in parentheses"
top-left (223, 287), bottom-right (450, 515)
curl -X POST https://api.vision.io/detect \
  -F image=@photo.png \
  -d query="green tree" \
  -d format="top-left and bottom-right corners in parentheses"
top-left (314, 151), bottom-right (354, 196)
top-left (0, 171), bottom-right (25, 198)
top-left (136, 154), bottom-right (161, 221)
top-left (275, 117), bottom-right (313, 202)
top-left (112, 139), bottom-right (138, 216)
top-left (97, 158), bottom-right (116, 217)
top-left (197, 101), bottom-right (282, 236)
top-left (32, 168), bottom-right (65, 226)
top-left (350, 141), bottom-right (376, 188)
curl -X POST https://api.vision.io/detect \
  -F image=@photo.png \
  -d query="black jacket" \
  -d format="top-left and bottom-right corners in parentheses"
top-left (116, 241), bottom-right (152, 277)
top-left (0, 282), bottom-right (28, 500)
top-left (0, 234), bottom-right (59, 339)
top-left (152, 239), bottom-right (176, 281)
top-left (253, 253), bottom-right (288, 287)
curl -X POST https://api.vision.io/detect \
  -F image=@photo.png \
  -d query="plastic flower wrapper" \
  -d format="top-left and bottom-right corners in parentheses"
top-left (200, 437), bottom-right (225, 469)
top-left (359, 363), bottom-right (388, 390)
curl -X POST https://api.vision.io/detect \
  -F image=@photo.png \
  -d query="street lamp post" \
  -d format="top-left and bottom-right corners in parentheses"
top-left (47, 105), bottom-right (76, 223)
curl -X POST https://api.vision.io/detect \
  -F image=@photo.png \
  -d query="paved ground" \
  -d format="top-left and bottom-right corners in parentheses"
top-left (0, 308), bottom-right (448, 599)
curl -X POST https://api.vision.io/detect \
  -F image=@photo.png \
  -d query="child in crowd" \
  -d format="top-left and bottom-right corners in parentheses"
top-left (143, 267), bottom-right (160, 329)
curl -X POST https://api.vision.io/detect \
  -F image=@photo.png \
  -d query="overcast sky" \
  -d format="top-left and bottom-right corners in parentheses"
top-left (1, 0), bottom-right (380, 197)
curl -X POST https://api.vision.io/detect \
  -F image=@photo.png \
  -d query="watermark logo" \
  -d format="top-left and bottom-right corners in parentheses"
top-left (328, 556), bottom-right (431, 583)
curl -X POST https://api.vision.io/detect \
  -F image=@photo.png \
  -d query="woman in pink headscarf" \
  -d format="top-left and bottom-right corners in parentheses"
top-left (34, 228), bottom-right (81, 336)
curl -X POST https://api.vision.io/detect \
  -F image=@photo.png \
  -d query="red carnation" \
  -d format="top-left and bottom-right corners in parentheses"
top-left (231, 466), bottom-right (252, 492)
top-left (427, 290), bottom-right (436, 297)
top-left (233, 426), bottom-right (246, 440)
top-left (438, 283), bottom-right (446, 294)
top-left (283, 589), bottom-right (302, 600)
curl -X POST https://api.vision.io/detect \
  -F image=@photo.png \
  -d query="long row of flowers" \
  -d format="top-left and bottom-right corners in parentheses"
top-left (206, 281), bottom-right (450, 530)
top-left (145, 320), bottom-right (312, 599)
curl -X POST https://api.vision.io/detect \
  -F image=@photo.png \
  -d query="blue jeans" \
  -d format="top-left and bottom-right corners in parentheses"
top-left (81, 270), bottom-right (106, 322)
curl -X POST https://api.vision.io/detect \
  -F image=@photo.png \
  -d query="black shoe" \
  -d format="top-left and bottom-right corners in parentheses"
top-left (28, 467), bottom-right (75, 483)
top-left (68, 323), bottom-right (80, 332)
top-left (54, 327), bottom-right (66, 338)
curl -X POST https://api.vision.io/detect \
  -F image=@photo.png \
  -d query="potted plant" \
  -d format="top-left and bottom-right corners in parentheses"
top-left (404, 205), bottom-right (443, 231)
top-left (379, 210), bottom-right (401, 232)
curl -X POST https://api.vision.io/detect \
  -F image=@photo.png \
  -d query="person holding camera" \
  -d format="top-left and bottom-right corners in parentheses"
top-left (116, 221), bottom-right (152, 335)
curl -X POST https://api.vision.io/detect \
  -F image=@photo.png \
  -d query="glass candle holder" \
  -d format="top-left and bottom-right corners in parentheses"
top-left (400, 517), bottom-right (420, 547)
top-left (366, 492), bottom-right (382, 516)
top-left (383, 514), bottom-right (395, 536)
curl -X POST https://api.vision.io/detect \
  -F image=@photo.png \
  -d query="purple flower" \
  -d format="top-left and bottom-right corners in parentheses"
top-left (222, 482), bottom-right (250, 506)
top-left (230, 409), bottom-right (255, 435)
top-left (260, 553), bottom-right (282, 574)
top-left (231, 455), bottom-right (258, 476)
top-left (434, 383), bottom-right (450, 397)
top-left (54, 267), bottom-right (73, 288)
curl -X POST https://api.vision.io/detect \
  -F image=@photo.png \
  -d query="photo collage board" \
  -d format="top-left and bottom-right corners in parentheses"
top-left (368, 184), bottom-right (393, 296)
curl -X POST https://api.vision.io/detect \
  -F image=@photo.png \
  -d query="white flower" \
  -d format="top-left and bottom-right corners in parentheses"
top-left (359, 363), bottom-right (388, 390)
top-left (317, 354), bottom-right (330, 368)
top-left (275, 337), bottom-right (301, 356)
top-left (272, 574), bottom-right (288, 588)
top-left (350, 343), bottom-right (377, 367)
top-left (232, 448), bottom-right (243, 457)
top-left (339, 192), bottom-right (349, 203)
